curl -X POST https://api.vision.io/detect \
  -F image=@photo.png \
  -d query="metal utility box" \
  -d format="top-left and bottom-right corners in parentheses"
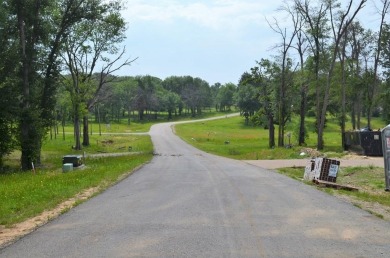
top-left (360, 131), bottom-right (382, 156)
top-left (381, 125), bottom-right (390, 191)
top-left (62, 155), bottom-right (83, 167)
top-left (62, 163), bottom-right (73, 173)
top-left (344, 131), bottom-right (383, 156)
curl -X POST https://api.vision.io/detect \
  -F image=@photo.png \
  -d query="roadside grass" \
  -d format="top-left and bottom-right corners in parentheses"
top-left (175, 115), bottom-right (386, 160)
top-left (0, 135), bottom-right (153, 227)
top-left (175, 116), bottom-right (327, 160)
top-left (277, 166), bottom-right (390, 217)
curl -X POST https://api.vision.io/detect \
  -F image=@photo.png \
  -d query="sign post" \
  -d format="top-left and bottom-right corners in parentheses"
top-left (381, 125), bottom-right (390, 191)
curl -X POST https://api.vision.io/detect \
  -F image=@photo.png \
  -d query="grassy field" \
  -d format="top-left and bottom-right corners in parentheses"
top-left (0, 134), bottom-right (153, 226)
top-left (175, 115), bottom-right (387, 160)
top-left (55, 109), bottom-right (238, 135)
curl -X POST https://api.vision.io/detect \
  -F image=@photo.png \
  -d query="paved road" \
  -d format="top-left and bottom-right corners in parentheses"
top-left (2, 119), bottom-right (390, 257)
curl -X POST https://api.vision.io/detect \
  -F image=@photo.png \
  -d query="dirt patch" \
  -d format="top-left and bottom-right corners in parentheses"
top-left (300, 148), bottom-right (322, 157)
top-left (0, 187), bottom-right (101, 249)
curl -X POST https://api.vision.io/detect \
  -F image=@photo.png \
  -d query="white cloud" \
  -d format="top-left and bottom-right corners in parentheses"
top-left (122, 0), bottom-right (282, 30)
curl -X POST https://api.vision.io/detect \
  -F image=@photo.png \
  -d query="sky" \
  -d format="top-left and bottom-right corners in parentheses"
top-left (116, 0), bottom-right (382, 85)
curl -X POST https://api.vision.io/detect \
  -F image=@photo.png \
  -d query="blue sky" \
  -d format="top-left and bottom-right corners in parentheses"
top-left (118, 0), bottom-right (381, 85)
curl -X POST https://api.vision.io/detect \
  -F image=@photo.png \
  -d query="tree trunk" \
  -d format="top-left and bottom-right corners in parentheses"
top-left (340, 33), bottom-right (347, 149)
top-left (351, 108), bottom-right (356, 130)
top-left (299, 87), bottom-right (307, 146)
top-left (357, 106), bottom-right (361, 129)
top-left (268, 116), bottom-right (275, 148)
top-left (74, 106), bottom-right (81, 150)
top-left (83, 115), bottom-right (89, 146)
top-left (98, 105), bottom-right (102, 136)
top-left (62, 115), bottom-right (66, 141)
top-left (128, 107), bottom-right (131, 125)
top-left (139, 109), bottom-right (144, 120)
top-left (18, 8), bottom-right (35, 170)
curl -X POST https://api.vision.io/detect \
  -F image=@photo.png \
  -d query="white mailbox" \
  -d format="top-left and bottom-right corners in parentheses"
top-left (381, 124), bottom-right (390, 191)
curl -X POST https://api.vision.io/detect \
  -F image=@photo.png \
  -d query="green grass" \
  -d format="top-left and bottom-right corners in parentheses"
top-left (56, 110), bottom-right (238, 134)
top-left (1, 135), bottom-right (154, 226)
top-left (175, 115), bottom-right (387, 160)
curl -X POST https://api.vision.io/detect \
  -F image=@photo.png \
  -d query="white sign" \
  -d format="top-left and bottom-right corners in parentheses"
top-left (328, 164), bottom-right (339, 177)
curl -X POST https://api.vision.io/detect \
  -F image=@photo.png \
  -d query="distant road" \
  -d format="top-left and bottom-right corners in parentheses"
top-left (2, 114), bottom-right (390, 257)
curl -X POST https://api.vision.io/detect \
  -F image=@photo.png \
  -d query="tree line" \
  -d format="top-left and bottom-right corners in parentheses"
top-left (1, 0), bottom-right (390, 171)
top-left (0, 0), bottom-right (131, 170)
top-left (238, 0), bottom-right (390, 150)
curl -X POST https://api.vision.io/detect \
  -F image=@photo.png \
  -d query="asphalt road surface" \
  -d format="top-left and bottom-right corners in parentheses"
top-left (2, 118), bottom-right (390, 257)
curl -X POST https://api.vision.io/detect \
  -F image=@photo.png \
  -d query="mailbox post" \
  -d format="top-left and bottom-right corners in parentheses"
top-left (381, 125), bottom-right (390, 191)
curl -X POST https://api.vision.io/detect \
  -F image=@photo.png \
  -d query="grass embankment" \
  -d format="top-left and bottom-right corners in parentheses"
top-left (1, 134), bottom-right (153, 227)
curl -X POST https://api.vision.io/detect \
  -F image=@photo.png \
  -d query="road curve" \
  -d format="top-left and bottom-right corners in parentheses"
top-left (1, 117), bottom-right (390, 257)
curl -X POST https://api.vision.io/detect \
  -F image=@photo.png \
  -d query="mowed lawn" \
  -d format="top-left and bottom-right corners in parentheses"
top-left (175, 115), bottom-right (387, 160)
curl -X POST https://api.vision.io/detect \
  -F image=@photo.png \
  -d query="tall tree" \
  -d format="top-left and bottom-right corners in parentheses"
top-left (0, 2), bottom-right (19, 169)
top-left (293, 10), bottom-right (309, 146)
top-left (295, 0), bottom-right (330, 149)
top-left (316, 0), bottom-right (366, 150)
top-left (216, 83), bottom-right (236, 112)
top-left (249, 59), bottom-right (279, 148)
top-left (12, 0), bottom-right (53, 169)
top-left (368, 0), bottom-right (390, 128)
top-left (268, 2), bottom-right (299, 146)
top-left (61, 0), bottom-right (131, 149)
top-left (5, 0), bottom-right (125, 170)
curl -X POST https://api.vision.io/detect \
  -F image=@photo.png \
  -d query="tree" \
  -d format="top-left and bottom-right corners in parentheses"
top-left (269, 1), bottom-right (299, 146)
top-left (1, 0), bottom-right (127, 170)
top-left (12, 0), bottom-right (55, 170)
top-left (380, 23), bottom-right (390, 121)
top-left (216, 83), bottom-right (236, 111)
top-left (316, 0), bottom-right (366, 150)
top-left (295, 0), bottom-right (366, 150)
top-left (348, 21), bottom-right (369, 129)
top-left (249, 59), bottom-right (279, 148)
top-left (61, 0), bottom-right (131, 149)
top-left (157, 89), bottom-right (181, 120)
top-left (235, 82), bottom-right (260, 125)
top-left (368, 0), bottom-right (390, 128)
top-left (293, 10), bottom-right (310, 146)
top-left (295, 0), bottom-right (330, 149)
top-left (0, 2), bottom-right (19, 169)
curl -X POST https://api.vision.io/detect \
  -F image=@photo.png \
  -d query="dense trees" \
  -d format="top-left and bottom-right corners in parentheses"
top-left (0, 0), bottom-right (133, 170)
top-left (237, 0), bottom-right (390, 151)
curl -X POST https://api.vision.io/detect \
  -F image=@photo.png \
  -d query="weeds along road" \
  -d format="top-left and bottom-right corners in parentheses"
top-left (2, 115), bottom-right (390, 257)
